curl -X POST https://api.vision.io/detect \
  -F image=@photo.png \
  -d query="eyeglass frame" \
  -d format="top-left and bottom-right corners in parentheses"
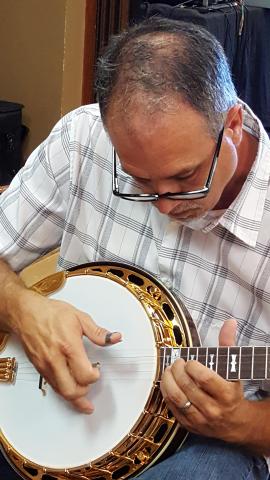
top-left (112, 127), bottom-right (224, 202)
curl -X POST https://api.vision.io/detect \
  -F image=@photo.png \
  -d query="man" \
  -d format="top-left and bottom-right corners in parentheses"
top-left (0, 17), bottom-right (269, 480)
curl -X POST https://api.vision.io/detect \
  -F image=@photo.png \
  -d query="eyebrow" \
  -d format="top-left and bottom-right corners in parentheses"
top-left (121, 165), bottom-right (198, 181)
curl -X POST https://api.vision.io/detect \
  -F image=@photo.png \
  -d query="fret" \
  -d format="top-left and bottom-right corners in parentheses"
top-left (251, 346), bottom-right (254, 380)
top-left (266, 346), bottom-right (268, 379)
top-left (160, 347), bottom-right (166, 380)
top-left (197, 347), bottom-right (207, 368)
top-left (227, 346), bottom-right (240, 380)
top-left (253, 346), bottom-right (267, 380)
top-left (188, 347), bottom-right (198, 361)
top-left (238, 346), bottom-right (242, 380)
top-left (217, 347), bottom-right (228, 379)
top-left (226, 346), bottom-right (229, 380)
top-left (207, 347), bottom-right (218, 372)
top-left (267, 347), bottom-right (270, 379)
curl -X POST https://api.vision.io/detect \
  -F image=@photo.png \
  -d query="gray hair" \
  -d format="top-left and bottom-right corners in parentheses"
top-left (96, 17), bottom-right (238, 138)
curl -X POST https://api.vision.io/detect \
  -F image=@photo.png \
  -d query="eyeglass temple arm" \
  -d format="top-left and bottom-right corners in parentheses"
top-left (205, 127), bottom-right (224, 187)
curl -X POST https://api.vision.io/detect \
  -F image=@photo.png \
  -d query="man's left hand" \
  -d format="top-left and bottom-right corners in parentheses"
top-left (160, 318), bottom-right (250, 443)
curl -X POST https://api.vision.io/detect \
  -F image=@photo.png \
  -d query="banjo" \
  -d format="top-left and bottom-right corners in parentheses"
top-left (0, 262), bottom-right (269, 480)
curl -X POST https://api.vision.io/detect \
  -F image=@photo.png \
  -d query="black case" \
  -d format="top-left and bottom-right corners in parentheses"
top-left (0, 100), bottom-right (24, 184)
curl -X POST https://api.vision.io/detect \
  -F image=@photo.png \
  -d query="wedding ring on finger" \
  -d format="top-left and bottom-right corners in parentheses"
top-left (179, 400), bottom-right (192, 412)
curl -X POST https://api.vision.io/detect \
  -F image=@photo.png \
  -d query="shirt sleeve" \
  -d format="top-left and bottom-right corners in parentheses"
top-left (0, 111), bottom-right (73, 272)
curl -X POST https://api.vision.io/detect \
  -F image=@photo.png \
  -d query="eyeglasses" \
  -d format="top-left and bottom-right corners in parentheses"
top-left (112, 127), bottom-right (224, 202)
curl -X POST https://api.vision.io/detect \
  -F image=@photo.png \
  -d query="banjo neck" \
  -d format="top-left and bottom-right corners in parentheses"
top-left (162, 346), bottom-right (270, 381)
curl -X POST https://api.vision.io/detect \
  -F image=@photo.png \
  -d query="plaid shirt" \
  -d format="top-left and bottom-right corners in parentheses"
top-left (1, 102), bottom-right (270, 399)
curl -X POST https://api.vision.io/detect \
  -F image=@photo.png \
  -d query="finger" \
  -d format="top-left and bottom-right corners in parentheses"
top-left (161, 366), bottom-right (205, 428)
top-left (185, 360), bottom-right (241, 402)
top-left (170, 361), bottom-right (237, 424)
top-left (34, 365), bottom-right (94, 414)
top-left (60, 338), bottom-right (100, 386)
top-left (219, 318), bottom-right (237, 346)
top-left (72, 396), bottom-right (94, 414)
top-left (170, 359), bottom-right (215, 413)
top-left (79, 312), bottom-right (122, 346)
top-left (161, 365), bottom-right (189, 408)
top-left (165, 399), bottom-right (205, 432)
top-left (47, 355), bottom-right (93, 410)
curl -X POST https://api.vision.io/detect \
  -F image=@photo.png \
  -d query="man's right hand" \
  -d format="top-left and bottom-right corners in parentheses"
top-left (10, 288), bottom-right (121, 413)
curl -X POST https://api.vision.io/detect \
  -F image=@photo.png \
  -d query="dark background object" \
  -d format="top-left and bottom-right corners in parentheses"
top-left (129, 2), bottom-right (270, 135)
top-left (0, 101), bottom-right (27, 185)
top-left (129, 1), bottom-right (237, 21)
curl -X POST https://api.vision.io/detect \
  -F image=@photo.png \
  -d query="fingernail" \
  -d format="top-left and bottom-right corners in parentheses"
top-left (84, 407), bottom-right (94, 415)
top-left (105, 331), bottom-right (121, 345)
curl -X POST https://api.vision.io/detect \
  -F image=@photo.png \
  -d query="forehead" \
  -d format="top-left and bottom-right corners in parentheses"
top-left (106, 101), bottom-right (213, 177)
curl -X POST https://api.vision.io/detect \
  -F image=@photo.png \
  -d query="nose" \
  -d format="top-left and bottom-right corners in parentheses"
top-left (154, 198), bottom-right (177, 215)
top-left (150, 179), bottom-right (183, 215)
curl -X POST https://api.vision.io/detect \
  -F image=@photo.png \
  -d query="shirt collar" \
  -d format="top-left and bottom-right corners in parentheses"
top-left (202, 102), bottom-right (270, 247)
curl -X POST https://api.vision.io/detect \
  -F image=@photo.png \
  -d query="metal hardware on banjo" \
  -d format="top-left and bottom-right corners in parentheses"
top-left (0, 262), bottom-right (269, 480)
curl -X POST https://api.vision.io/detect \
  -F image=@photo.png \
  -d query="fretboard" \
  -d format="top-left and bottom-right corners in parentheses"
top-left (161, 346), bottom-right (270, 381)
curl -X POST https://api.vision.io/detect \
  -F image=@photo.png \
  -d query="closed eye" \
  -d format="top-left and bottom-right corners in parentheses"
top-left (131, 171), bottom-right (196, 184)
top-left (132, 176), bottom-right (150, 184)
top-left (174, 170), bottom-right (196, 181)
top-left (121, 164), bottom-right (198, 183)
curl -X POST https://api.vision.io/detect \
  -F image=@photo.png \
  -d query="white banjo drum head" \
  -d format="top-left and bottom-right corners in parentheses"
top-left (0, 273), bottom-right (157, 469)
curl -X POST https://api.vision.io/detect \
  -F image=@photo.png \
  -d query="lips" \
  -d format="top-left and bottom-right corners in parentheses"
top-left (170, 213), bottom-right (197, 220)
top-left (170, 203), bottom-right (201, 217)
top-left (169, 208), bottom-right (202, 220)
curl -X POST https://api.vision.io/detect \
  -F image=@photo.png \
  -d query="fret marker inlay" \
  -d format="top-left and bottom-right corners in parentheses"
top-left (209, 354), bottom-right (215, 370)
top-left (230, 354), bottom-right (237, 373)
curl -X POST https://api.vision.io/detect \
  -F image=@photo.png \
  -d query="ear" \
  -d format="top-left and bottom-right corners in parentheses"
top-left (225, 104), bottom-right (243, 147)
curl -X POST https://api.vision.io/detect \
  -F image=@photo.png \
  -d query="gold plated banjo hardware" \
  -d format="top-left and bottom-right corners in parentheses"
top-left (0, 332), bottom-right (8, 352)
top-left (0, 357), bottom-right (17, 383)
top-left (31, 270), bottom-right (67, 295)
top-left (0, 264), bottom-right (193, 480)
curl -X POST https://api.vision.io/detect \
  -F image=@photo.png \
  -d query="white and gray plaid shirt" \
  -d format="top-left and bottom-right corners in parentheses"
top-left (1, 102), bottom-right (270, 398)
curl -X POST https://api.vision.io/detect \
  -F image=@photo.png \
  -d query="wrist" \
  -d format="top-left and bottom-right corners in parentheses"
top-left (223, 398), bottom-right (253, 445)
top-left (235, 399), bottom-right (255, 444)
top-left (2, 280), bottom-right (35, 333)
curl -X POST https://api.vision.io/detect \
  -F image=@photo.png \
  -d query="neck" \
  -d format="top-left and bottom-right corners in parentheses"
top-left (215, 130), bottom-right (258, 210)
top-left (160, 345), bottom-right (270, 381)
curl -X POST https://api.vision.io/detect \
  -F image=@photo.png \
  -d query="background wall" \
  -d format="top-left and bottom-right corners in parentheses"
top-left (0, 0), bottom-right (86, 159)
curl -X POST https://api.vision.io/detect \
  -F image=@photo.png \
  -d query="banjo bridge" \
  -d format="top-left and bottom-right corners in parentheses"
top-left (0, 357), bottom-right (17, 383)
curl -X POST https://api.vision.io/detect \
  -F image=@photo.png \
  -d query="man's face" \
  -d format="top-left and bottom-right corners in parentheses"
top-left (106, 102), bottom-right (241, 220)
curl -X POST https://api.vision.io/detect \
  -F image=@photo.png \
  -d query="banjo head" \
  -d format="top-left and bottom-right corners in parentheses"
top-left (0, 262), bottom-right (197, 479)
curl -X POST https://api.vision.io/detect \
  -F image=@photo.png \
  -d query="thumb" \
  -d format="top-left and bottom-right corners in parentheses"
top-left (219, 318), bottom-right (237, 347)
top-left (80, 312), bottom-right (122, 346)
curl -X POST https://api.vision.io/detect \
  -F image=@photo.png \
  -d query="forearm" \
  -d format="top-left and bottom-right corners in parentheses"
top-left (0, 258), bottom-right (30, 332)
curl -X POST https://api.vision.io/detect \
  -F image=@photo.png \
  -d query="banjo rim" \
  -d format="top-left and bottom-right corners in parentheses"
top-left (1, 261), bottom-right (199, 480)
